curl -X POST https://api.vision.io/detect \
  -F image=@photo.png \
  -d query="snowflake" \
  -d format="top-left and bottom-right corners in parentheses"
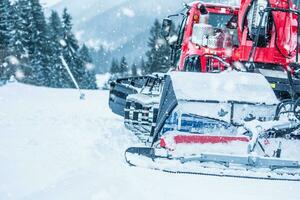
top-left (59, 39), bottom-right (67, 47)
top-left (2, 62), bottom-right (8, 68)
top-left (8, 56), bottom-right (20, 65)
top-left (85, 63), bottom-right (95, 71)
top-left (15, 69), bottom-right (25, 80)
top-left (121, 8), bottom-right (135, 18)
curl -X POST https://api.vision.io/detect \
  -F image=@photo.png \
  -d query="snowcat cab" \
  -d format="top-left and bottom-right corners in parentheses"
top-left (163, 0), bottom-right (300, 99)
top-left (162, 2), bottom-right (239, 72)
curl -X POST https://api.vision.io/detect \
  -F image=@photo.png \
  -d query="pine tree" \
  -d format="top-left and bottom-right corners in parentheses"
top-left (90, 46), bottom-right (112, 73)
top-left (79, 45), bottom-right (92, 63)
top-left (79, 44), bottom-right (97, 89)
top-left (61, 9), bottom-right (97, 89)
top-left (8, 0), bottom-right (50, 85)
top-left (0, 0), bottom-right (11, 55)
top-left (8, 0), bottom-right (34, 82)
top-left (16, 0), bottom-right (34, 56)
top-left (119, 56), bottom-right (128, 76)
top-left (131, 63), bottom-right (137, 76)
top-left (28, 0), bottom-right (52, 86)
top-left (48, 10), bottom-right (66, 88)
top-left (61, 8), bottom-right (82, 88)
top-left (0, 0), bottom-right (12, 81)
top-left (140, 57), bottom-right (147, 75)
top-left (1, 2), bottom-right (98, 89)
top-left (145, 19), bottom-right (172, 74)
top-left (62, 8), bottom-right (79, 55)
top-left (110, 58), bottom-right (119, 75)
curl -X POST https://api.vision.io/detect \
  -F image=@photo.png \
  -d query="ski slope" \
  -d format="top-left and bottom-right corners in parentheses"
top-left (0, 82), bottom-right (299, 200)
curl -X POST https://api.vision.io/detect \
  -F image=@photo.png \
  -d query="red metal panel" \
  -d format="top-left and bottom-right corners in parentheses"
top-left (160, 134), bottom-right (250, 149)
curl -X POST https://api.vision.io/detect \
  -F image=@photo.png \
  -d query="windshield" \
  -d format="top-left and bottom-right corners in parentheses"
top-left (191, 13), bottom-right (237, 48)
top-left (208, 13), bottom-right (233, 29)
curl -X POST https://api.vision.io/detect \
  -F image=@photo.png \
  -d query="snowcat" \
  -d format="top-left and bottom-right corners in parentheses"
top-left (109, 0), bottom-right (300, 181)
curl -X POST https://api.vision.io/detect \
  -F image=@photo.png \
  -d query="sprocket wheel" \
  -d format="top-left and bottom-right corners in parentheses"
top-left (275, 99), bottom-right (295, 121)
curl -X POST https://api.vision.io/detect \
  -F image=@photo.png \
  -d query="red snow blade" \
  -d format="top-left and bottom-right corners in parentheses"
top-left (160, 134), bottom-right (250, 148)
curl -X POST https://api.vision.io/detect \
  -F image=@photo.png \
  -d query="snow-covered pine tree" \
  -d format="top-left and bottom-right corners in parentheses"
top-left (110, 58), bottom-right (120, 76)
top-left (90, 46), bottom-right (112, 74)
top-left (0, 0), bottom-right (12, 81)
top-left (8, 0), bottom-right (47, 85)
top-left (8, 0), bottom-right (34, 82)
top-left (27, 0), bottom-right (52, 86)
top-left (145, 19), bottom-right (172, 74)
top-left (140, 57), bottom-right (146, 75)
top-left (48, 10), bottom-right (70, 88)
top-left (108, 56), bottom-right (128, 79)
top-left (0, 1), bottom-right (97, 89)
top-left (79, 44), bottom-right (97, 89)
top-left (131, 63), bottom-right (138, 76)
top-left (0, 0), bottom-right (11, 56)
top-left (119, 56), bottom-right (128, 76)
top-left (61, 8), bottom-right (88, 89)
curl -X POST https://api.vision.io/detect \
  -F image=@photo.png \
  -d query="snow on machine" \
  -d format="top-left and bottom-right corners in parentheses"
top-left (109, 0), bottom-right (300, 181)
top-left (125, 70), bottom-right (300, 181)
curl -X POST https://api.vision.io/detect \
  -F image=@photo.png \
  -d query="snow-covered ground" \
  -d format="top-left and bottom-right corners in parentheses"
top-left (0, 82), bottom-right (299, 200)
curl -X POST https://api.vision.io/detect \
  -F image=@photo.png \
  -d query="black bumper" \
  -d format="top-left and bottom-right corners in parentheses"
top-left (265, 76), bottom-right (300, 97)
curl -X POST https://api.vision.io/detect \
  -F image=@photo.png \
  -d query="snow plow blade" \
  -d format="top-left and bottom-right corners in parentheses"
top-left (125, 147), bottom-right (300, 181)
top-left (125, 147), bottom-right (156, 163)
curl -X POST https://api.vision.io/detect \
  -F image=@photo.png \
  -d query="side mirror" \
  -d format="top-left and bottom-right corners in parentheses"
top-left (161, 18), bottom-right (172, 38)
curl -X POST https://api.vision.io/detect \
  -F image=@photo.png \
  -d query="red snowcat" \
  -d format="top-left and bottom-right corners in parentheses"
top-left (109, 0), bottom-right (300, 181)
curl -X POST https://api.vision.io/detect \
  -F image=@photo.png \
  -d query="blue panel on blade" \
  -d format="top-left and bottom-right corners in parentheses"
top-left (161, 112), bottom-right (236, 136)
